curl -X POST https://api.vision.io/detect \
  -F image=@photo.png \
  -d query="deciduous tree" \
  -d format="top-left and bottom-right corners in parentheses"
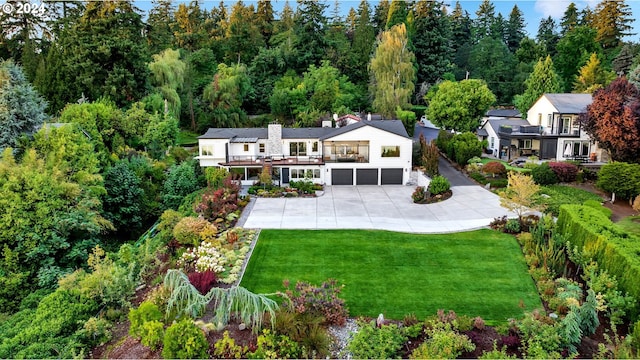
top-left (148, 49), bottom-right (185, 121)
top-left (202, 63), bottom-right (251, 129)
top-left (426, 79), bottom-right (496, 132)
top-left (514, 56), bottom-right (563, 117)
top-left (581, 77), bottom-right (640, 163)
top-left (554, 26), bottom-right (602, 92)
top-left (369, 23), bottom-right (415, 118)
top-left (500, 172), bottom-right (545, 221)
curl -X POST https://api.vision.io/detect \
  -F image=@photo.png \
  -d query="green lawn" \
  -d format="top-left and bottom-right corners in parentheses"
top-left (616, 215), bottom-right (640, 237)
top-left (241, 229), bottom-right (541, 324)
top-left (540, 185), bottom-right (604, 216)
top-left (177, 129), bottom-right (200, 146)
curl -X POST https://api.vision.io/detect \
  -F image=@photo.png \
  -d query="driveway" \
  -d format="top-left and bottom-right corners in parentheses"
top-left (240, 185), bottom-right (516, 233)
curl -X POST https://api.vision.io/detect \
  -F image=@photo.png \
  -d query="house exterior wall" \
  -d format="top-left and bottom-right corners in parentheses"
top-left (197, 138), bottom-right (228, 167)
top-left (483, 124), bottom-right (500, 156)
top-left (527, 96), bottom-right (556, 133)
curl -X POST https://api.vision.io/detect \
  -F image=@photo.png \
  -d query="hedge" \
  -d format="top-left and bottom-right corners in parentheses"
top-left (557, 204), bottom-right (640, 320)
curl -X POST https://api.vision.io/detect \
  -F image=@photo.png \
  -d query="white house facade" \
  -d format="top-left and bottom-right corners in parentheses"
top-left (197, 120), bottom-right (413, 186)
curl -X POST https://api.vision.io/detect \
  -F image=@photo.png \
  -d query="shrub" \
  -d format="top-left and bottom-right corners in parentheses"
top-left (162, 160), bottom-right (200, 210)
top-left (548, 162), bottom-right (579, 182)
top-left (556, 204), bottom-right (640, 320)
top-left (450, 132), bottom-right (486, 166)
top-left (487, 178), bottom-right (508, 189)
top-left (156, 209), bottom-right (183, 244)
top-left (273, 309), bottom-right (331, 358)
top-left (469, 171), bottom-right (487, 184)
top-left (214, 330), bottom-right (247, 359)
top-left (483, 161), bottom-right (506, 177)
top-left (140, 320), bottom-right (164, 350)
top-left (250, 329), bottom-right (301, 359)
top-left (410, 323), bottom-right (475, 359)
top-left (173, 217), bottom-right (216, 246)
top-left (505, 218), bottom-right (521, 234)
top-left (479, 342), bottom-right (516, 359)
top-left (428, 175), bottom-right (450, 195)
top-left (435, 130), bottom-right (454, 155)
top-left (347, 320), bottom-right (408, 359)
top-left (129, 301), bottom-right (163, 339)
top-left (187, 270), bottom-right (217, 295)
top-left (162, 319), bottom-right (208, 359)
top-left (289, 180), bottom-right (315, 194)
top-left (195, 178), bottom-right (240, 226)
top-left (597, 162), bottom-right (640, 200)
top-left (205, 167), bottom-right (230, 189)
top-left (420, 135), bottom-right (440, 177)
top-left (283, 279), bottom-right (348, 326)
top-left (74, 316), bottom-right (113, 348)
top-left (539, 185), bottom-right (603, 217)
top-left (583, 199), bottom-right (612, 218)
top-left (531, 162), bottom-right (558, 185)
top-left (412, 186), bottom-right (427, 203)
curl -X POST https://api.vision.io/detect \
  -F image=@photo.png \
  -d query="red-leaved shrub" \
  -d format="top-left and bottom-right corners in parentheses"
top-left (548, 162), bottom-right (578, 182)
top-left (483, 161), bottom-right (506, 177)
top-left (188, 270), bottom-right (217, 294)
top-left (283, 278), bottom-right (349, 326)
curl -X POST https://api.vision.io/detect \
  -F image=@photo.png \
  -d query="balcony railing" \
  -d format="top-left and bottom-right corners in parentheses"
top-left (226, 155), bottom-right (324, 165)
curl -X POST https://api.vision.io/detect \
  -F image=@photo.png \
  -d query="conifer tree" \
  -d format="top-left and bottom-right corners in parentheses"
top-left (514, 56), bottom-right (562, 117)
top-left (573, 53), bottom-right (615, 93)
top-left (592, 0), bottom-right (634, 49)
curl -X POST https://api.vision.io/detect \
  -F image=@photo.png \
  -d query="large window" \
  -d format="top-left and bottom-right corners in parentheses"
top-left (201, 145), bottom-right (214, 156)
top-left (381, 146), bottom-right (400, 157)
top-left (289, 142), bottom-right (307, 156)
top-left (290, 168), bottom-right (320, 179)
top-left (561, 116), bottom-right (572, 134)
top-left (519, 139), bottom-right (532, 149)
top-left (564, 140), bottom-right (590, 157)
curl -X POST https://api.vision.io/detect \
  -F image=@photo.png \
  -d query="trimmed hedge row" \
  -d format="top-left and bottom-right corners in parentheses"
top-left (557, 204), bottom-right (640, 320)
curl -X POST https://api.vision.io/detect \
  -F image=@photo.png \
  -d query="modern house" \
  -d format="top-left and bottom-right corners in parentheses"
top-left (479, 94), bottom-right (604, 162)
top-left (477, 109), bottom-right (523, 157)
top-left (197, 120), bottom-right (413, 186)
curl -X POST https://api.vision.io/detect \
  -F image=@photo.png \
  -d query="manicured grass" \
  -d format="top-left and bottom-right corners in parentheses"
top-left (480, 158), bottom-right (531, 173)
top-left (617, 216), bottom-right (640, 237)
top-left (241, 229), bottom-right (541, 324)
top-left (540, 185), bottom-right (604, 216)
top-left (177, 130), bottom-right (199, 146)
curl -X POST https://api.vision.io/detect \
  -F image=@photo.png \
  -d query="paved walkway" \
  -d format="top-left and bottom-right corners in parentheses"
top-left (241, 184), bottom-right (516, 233)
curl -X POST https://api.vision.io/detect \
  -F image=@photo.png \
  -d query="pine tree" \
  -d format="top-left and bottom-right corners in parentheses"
top-left (293, 0), bottom-right (329, 72)
top-left (537, 16), bottom-right (559, 56)
top-left (225, 1), bottom-right (264, 64)
top-left (346, 7), bottom-right (358, 32)
top-left (612, 44), bottom-right (635, 76)
top-left (369, 23), bottom-right (416, 118)
top-left (147, 0), bottom-right (175, 55)
top-left (474, 0), bottom-right (495, 42)
top-left (350, 0), bottom-right (375, 85)
top-left (386, 0), bottom-right (408, 30)
top-left (372, 0), bottom-right (390, 34)
top-left (173, 1), bottom-right (207, 51)
top-left (413, 1), bottom-right (452, 87)
top-left (256, 0), bottom-right (274, 42)
top-left (450, 1), bottom-right (473, 80)
top-left (505, 5), bottom-right (525, 53)
top-left (573, 53), bottom-right (615, 93)
top-left (514, 56), bottom-right (562, 117)
top-left (592, 0), bottom-right (634, 49)
top-left (560, 2), bottom-right (579, 36)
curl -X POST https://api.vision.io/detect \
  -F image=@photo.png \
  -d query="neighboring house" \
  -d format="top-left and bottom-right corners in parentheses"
top-left (197, 120), bottom-right (413, 186)
top-left (477, 109), bottom-right (523, 157)
top-left (479, 94), bottom-right (604, 161)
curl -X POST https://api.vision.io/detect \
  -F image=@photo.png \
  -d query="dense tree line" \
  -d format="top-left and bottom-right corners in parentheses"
top-left (2, 0), bottom-right (639, 128)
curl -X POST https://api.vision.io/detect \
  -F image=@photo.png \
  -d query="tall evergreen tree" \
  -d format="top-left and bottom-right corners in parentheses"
top-left (372, 0), bottom-right (390, 34)
top-left (293, 0), bottom-right (329, 72)
top-left (173, 1), bottom-right (207, 51)
top-left (413, 1), bottom-right (452, 86)
top-left (474, 0), bottom-right (495, 42)
top-left (450, 2), bottom-right (473, 80)
top-left (592, 0), bottom-right (634, 49)
top-left (468, 37), bottom-right (517, 105)
top-left (146, 0), bottom-right (175, 55)
top-left (346, 7), bottom-right (358, 33)
top-left (386, 0), bottom-right (408, 30)
top-left (560, 2), bottom-right (579, 36)
top-left (536, 16), bottom-right (559, 56)
top-left (275, 0), bottom-right (295, 34)
top-left (41, 1), bottom-right (151, 112)
top-left (505, 5), bottom-right (525, 53)
top-left (256, 0), bottom-right (274, 43)
top-left (612, 44), bottom-right (636, 76)
top-left (514, 56), bottom-right (562, 118)
top-left (369, 23), bottom-right (415, 118)
top-left (225, 1), bottom-right (264, 64)
top-left (350, 0), bottom-right (376, 85)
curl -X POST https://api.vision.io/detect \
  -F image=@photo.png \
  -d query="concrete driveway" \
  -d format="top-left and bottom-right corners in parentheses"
top-left (240, 185), bottom-right (516, 233)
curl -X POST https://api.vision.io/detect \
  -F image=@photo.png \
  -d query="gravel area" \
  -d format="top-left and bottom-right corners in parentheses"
top-left (328, 318), bottom-right (359, 359)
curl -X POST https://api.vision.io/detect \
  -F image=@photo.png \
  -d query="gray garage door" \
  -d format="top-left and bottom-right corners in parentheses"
top-left (356, 169), bottom-right (378, 185)
top-left (380, 168), bottom-right (403, 184)
top-left (332, 169), bottom-right (354, 185)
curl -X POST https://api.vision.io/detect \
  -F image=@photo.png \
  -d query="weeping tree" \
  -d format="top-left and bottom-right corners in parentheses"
top-left (163, 269), bottom-right (278, 332)
top-left (148, 49), bottom-right (185, 121)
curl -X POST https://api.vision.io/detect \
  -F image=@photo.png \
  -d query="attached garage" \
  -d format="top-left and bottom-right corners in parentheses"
top-left (356, 169), bottom-right (378, 185)
top-left (380, 168), bottom-right (403, 185)
top-left (331, 169), bottom-right (354, 185)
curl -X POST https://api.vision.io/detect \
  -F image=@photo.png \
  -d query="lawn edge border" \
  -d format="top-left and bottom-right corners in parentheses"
top-left (235, 228), bottom-right (261, 286)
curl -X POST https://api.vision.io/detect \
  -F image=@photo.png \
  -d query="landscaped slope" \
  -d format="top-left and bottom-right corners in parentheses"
top-left (241, 229), bottom-right (541, 323)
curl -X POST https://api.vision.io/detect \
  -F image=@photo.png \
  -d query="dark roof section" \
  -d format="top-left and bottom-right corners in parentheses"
top-left (485, 119), bottom-right (531, 135)
top-left (476, 128), bottom-right (488, 137)
top-left (486, 109), bottom-right (521, 118)
top-left (199, 120), bottom-right (410, 141)
top-left (320, 120), bottom-right (409, 140)
top-left (544, 93), bottom-right (592, 114)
